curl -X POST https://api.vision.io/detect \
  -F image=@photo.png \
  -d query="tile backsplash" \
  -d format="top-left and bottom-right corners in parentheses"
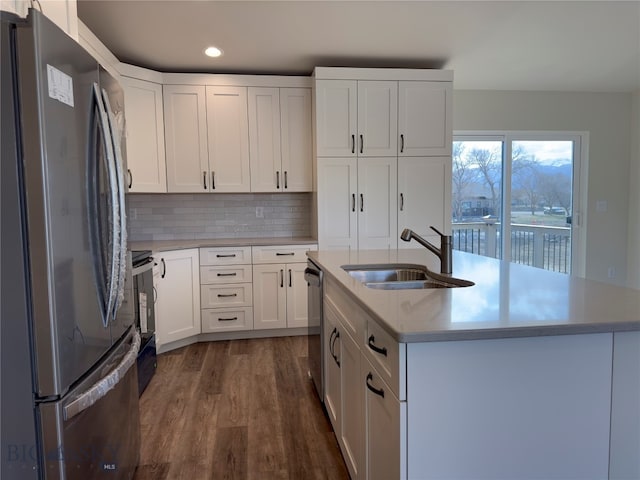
top-left (127, 193), bottom-right (312, 241)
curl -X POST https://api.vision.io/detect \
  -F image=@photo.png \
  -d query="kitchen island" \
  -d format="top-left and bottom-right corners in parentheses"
top-left (308, 249), bottom-right (640, 480)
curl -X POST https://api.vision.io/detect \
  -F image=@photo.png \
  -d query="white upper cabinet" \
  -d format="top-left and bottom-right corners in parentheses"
top-left (398, 81), bottom-right (452, 157)
top-left (280, 88), bottom-right (312, 191)
top-left (163, 84), bottom-right (209, 192)
top-left (121, 76), bottom-right (166, 193)
top-left (206, 86), bottom-right (251, 192)
top-left (357, 158), bottom-right (398, 250)
top-left (248, 87), bottom-right (282, 192)
top-left (316, 80), bottom-right (358, 157)
top-left (357, 81), bottom-right (397, 157)
top-left (398, 156), bottom-right (451, 246)
top-left (249, 87), bottom-right (312, 192)
top-left (317, 157), bottom-right (358, 250)
top-left (316, 79), bottom-right (397, 157)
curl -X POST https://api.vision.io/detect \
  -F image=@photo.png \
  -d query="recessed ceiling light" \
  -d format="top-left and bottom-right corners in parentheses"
top-left (204, 46), bottom-right (223, 58)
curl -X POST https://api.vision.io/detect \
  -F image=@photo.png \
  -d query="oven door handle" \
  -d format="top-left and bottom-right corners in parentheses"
top-left (131, 257), bottom-right (155, 276)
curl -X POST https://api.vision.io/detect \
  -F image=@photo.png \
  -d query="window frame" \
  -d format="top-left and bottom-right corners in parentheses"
top-left (453, 131), bottom-right (589, 277)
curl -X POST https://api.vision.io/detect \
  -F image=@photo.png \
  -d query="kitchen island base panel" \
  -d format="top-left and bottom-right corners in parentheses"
top-left (406, 333), bottom-right (612, 480)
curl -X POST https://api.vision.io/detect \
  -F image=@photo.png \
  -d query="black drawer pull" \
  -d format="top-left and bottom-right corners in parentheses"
top-left (216, 254), bottom-right (236, 258)
top-left (216, 272), bottom-right (237, 277)
top-left (276, 252), bottom-right (295, 256)
top-left (366, 372), bottom-right (385, 398)
top-left (219, 317), bottom-right (238, 322)
top-left (367, 335), bottom-right (387, 356)
top-left (217, 293), bottom-right (238, 298)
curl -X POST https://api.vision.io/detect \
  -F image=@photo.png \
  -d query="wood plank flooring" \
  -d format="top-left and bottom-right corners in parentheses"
top-left (133, 336), bottom-right (349, 480)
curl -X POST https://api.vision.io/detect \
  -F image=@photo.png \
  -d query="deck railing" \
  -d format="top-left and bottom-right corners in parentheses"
top-left (452, 222), bottom-right (571, 273)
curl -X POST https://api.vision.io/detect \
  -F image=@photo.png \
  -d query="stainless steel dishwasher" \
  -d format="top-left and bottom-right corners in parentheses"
top-left (305, 259), bottom-right (324, 403)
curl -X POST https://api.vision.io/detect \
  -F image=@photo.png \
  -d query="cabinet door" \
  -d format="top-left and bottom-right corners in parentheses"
top-left (317, 158), bottom-right (358, 250)
top-left (154, 249), bottom-right (201, 346)
top-left (285, 263), bottom-right (308, 328)
top-left (163, 85), bottom-right (209, 192)
top-left (206, 86), bottom-right (251, 192)
top-left (121, 76), bottom-right (166, 193)
top-left (315, 80), bottom-right (357, 157)
top-left (363, 357), bottom-right (405, 480)
top-left (398, 81), bottom-right (452, 157)
top-left (358, 158), bottom-right (398, 250)
top-left (252, 264), bottom-right (287, 330)
top-left (398, 156), bottom-right (450, 248)
top-left (280, 88), bottom-right (312, 191)
top-left (324, 302), bottom-right (342, 436)
top-left (248, 87), bottom-right (282, 192)
top-left (340, 328), bottom-right (365, 480)
top-left (357, 81), bottom-right (397, 157)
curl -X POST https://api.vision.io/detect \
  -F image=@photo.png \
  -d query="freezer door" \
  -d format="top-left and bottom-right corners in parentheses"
top-left (15, 10), bottom-right (113, 397)
top-left (38, 328), bottom-right (141, 480)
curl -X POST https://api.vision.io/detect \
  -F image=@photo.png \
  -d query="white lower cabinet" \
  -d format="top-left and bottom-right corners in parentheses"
top-left (153, 248), bottom-right (201, 347)
top-left (362, 356), bottom-right (406, 480)
top-left (252, 245), bottom-right (317, 330)
top-left (200, 247), bottom-right (253, 333)
top-left (324, 300), bottom-right (365, 480)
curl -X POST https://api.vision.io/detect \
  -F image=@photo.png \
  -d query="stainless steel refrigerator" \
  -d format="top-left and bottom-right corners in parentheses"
top-left (1, 9), bottom-right (140, 479)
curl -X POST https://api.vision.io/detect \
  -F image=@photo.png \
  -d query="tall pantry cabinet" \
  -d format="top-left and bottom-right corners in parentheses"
top-left (314, 68), bottom-right (453, 251)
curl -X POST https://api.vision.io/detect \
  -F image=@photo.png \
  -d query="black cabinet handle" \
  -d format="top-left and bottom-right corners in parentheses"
top-left (127, 169), bottom-right (132, 189)
top-left (280, 269), bottom-right (284, 288)
top-left (288, 269), bottom-right (292, 287)
top-left (360, 194), bottom-right (364, 212)
top-left (329, 327), bottom-right (336, 356)
top-left (276, 171), bottom-right (280, 189)
top-left (367, 335), bottom-right (388, 356)
top-left (212, 171), bottom-right (216, 190)
top-left (217, 293), bottom-right (238, 298)
top-left (366, 372), bottom-right (385, 398)
top-left (352, 193), bottom-right (356, 212)
top-left (400, 193), bottom-right (404, 211)
top-left (284, 171), bottom-right (288, 189)
top-left (360, 134), bottom-right (363, 154)
top-left (219, 316), bottom-right (238, 322)
top-left (160, 258), bottom-right (166, 278)
top-left (216, 254), bottom-right (236, 258)
top-left (400, 134), bottom-right (405, 153)
top-left (332, 329), bottom-right (341, 367)
top-left (203, 171), bottom-right (207, 190)
top-left (276, 252), bottom-right (295, 256)
top-left (216, 272), bottom-right (237, 277)
top-left (351, 134), bottom-right (355, 154)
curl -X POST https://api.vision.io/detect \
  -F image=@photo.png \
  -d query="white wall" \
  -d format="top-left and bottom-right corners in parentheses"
top-left (628, 91), bottom-right (640, 289)
top-left (454, 90), bottom-right (633, 286)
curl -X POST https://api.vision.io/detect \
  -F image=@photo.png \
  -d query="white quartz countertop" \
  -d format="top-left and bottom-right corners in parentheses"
top-left (129, 237), bottom-right (317, 252)
top-left (308, 249), bottom-right (640, 343)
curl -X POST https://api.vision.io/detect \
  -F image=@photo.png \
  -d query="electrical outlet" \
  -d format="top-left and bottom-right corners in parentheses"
top-left (607, 267), bottom-right (616, 279)
top-left (596, 200), bottom-right (607, 213)
top-left (255, 206), bottom-right (264, 218)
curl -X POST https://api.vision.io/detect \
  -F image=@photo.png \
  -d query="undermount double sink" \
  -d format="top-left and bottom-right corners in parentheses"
top-left (342, 264), bottom-right (475, 290)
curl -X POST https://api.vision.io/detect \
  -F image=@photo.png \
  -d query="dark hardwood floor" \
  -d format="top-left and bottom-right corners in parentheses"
top-left (133, 336), bottom-right (349, 480)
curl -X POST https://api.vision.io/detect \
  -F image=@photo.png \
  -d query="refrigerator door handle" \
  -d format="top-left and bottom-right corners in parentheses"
top-left (101, 88), bottom-right (128, 319)
top-left (63, 330), bottom-right (141, 420)
top-left (93, 84), bottom-right (120, 327)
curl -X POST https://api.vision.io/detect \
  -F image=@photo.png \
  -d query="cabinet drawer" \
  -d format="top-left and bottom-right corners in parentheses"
top-left (251, 244), bottom-right (317, 264)
top-left (200, 265), bottom-right (252, 284)
top-left (201, 307), bottom-right (253, 332)
top-left (364, 319), bottom-right (406, 401)
top-left (200, 246), bottom-right (252, 265)
top-left (325, 277), bottom-right (366, 344)
top-left (201, 283), bottom-right (253, 308)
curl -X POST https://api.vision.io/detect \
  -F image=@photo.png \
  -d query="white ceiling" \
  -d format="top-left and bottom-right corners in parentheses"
top-left (77, 0), bottom-right (640, 92)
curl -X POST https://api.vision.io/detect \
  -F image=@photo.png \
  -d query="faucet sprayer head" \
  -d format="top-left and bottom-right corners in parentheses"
top-left (400, 228), bottom-right (413, 241)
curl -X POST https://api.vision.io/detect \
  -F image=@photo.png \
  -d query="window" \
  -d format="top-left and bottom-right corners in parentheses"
top-left (452, 132), bottom-right (587, 276)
